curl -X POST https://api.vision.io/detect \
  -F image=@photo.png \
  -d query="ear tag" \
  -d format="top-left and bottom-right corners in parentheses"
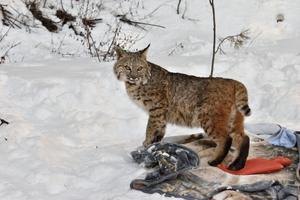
top-left (120, 49), bottom-right (127, 52)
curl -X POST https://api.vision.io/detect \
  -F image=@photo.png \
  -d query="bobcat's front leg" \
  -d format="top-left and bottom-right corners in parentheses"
top-left (143, 114), bottom-right (167, 147)
top-left (142, 102), bottom-right (167, 147)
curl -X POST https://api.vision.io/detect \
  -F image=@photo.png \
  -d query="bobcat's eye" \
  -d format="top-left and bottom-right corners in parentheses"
top-left (124, 66), bottom-right (131, 70)
top-left (137, 67), bottom-right (143, 71)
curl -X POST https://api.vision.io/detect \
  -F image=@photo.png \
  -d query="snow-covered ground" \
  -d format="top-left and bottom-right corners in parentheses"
top-left (0, 0), bottom-right (300, 199)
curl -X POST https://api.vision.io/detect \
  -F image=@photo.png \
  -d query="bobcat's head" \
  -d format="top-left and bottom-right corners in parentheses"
top-left (113, 45), bottom-right (151, 85)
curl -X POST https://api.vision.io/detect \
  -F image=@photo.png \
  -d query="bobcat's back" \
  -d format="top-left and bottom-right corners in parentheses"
top-left (164, 73), bottom-right (251, 128)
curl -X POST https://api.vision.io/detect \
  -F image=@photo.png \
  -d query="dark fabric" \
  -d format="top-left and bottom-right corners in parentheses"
top-left (130, 142), bottom-right (200, 185)
top-left (131, 171), bottom-right (299, 200)
top-left (131, 171), bottom-right (220, 199)
top-left (130, 142), bottom-right (300, 200)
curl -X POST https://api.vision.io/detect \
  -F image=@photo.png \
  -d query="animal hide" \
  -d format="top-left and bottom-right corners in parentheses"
top-left (131, 135), bottom-right (300, 199)
top-left (184, 137), bottom-right (298, 186)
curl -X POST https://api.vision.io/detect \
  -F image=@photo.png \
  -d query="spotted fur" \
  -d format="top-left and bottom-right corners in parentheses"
top-left (113, 45), bottom-right (251, 170)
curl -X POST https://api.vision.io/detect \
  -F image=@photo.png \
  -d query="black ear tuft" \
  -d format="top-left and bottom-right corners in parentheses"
top-left (139, 44), bottom-right (150, 59)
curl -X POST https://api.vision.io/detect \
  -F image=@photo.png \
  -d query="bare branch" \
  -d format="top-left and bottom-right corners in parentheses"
top-left (168, 43), bottom-right (184, 56)
top-left (246, 29), bottom-right (262, 51)
top-left (119, 15), bottom-right (165, 29)
top-left (0, 26), bottom-right (11, 43)
top-left (0, 118), bottom-right (9, 126)
top-left (1, 42), bottom-right (21, 64)
top-left (183, 1), bottom-right (188, 19)
top-left (216, 29), bottom-right (250, 54)
top-left (103, 24), bottom-right (120, 61)
top-left (177, 0), bottom-right (182, 14)
top-left (0, 4), bottom-right (22, 28)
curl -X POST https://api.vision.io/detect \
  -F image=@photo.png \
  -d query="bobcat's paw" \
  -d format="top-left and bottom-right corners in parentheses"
top-left (142, 140), bottom-right (151, 148)
top-left (227, 162), bottom-right (245, 171)
top-left (208, 158), bottom-right (222, 167)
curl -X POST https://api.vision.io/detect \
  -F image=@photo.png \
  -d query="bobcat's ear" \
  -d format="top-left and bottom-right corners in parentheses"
top-left (115, 46), bottom-right (127, 60)
top-left (139, 44), bottom-right (150, 60)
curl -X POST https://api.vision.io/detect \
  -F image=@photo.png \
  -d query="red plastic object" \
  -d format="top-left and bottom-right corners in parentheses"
top-left (218, 156), bottom-right (291, 175)
top-left (270, 156), bottom-right (291, 166)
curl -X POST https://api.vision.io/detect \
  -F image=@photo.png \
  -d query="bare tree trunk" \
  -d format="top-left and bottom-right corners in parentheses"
top-left (209, 0), bottom-right (216, 78)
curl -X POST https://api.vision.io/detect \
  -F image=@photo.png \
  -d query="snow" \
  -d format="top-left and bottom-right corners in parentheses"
top-left (0, 0), bottom-right (300, 199)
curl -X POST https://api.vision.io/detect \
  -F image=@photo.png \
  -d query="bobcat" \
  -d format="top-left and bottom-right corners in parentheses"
top-left (113, 45), bottom-right (251, 170)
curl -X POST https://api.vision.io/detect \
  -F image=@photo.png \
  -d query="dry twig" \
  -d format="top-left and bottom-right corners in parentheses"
top-left (177, 0), bottom-right (182, 14)
top-left (119, 15), bottom-right (165, 29)
top-left (0, 118), bottom-right (9, 126)
top-left (216, 29), bottom-right (250, 54)
top-left (1, 42), bottom-right (21, 64)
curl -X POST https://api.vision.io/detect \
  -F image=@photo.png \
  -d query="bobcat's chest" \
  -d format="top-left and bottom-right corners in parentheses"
top-left (125, 82), bottom-right (149, 112)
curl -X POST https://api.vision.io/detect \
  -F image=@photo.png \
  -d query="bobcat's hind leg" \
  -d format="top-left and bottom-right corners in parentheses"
top-left (204, 112), bottom-right (233, 167)
top-left (201, 106), bottom-right (232, 166)
top-left (207, 135), bottom-right (232, 167)
top-left (227, 111), bottom-right (249, 171)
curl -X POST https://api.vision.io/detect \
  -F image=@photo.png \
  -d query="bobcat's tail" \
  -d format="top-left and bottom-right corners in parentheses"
top-left (235, 81), bottom-right (251, 117)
